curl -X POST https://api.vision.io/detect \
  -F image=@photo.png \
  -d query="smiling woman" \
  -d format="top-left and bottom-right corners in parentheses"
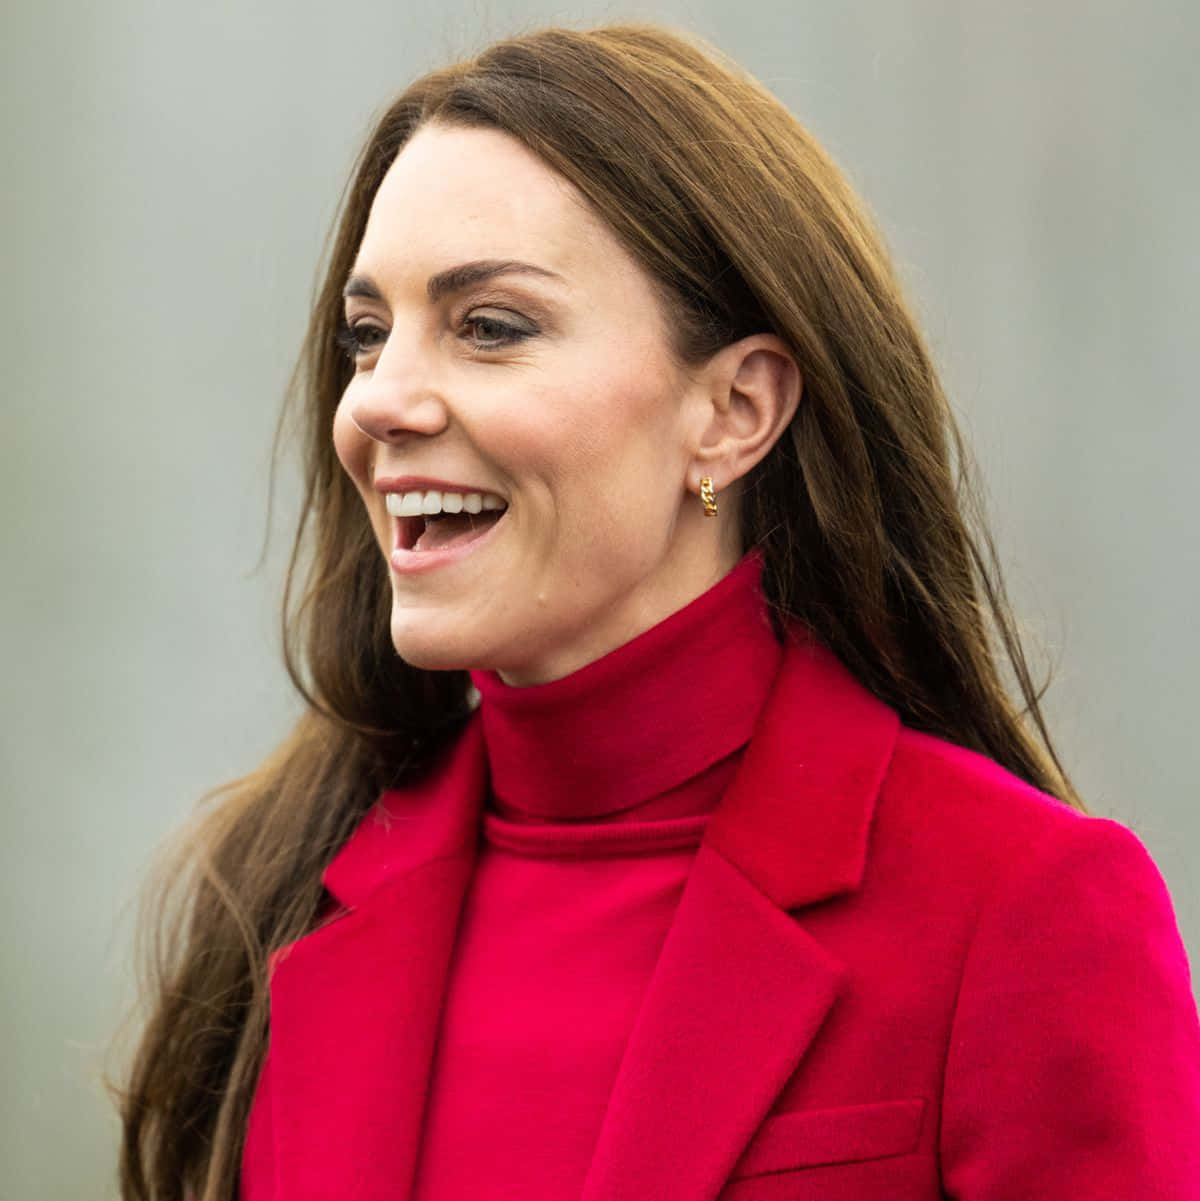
top-left (113, 22), bottom-right (1200, 1201)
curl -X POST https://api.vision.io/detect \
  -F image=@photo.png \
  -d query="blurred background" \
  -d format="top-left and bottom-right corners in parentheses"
top-left (3, 0), bottom-right (1197, 1195)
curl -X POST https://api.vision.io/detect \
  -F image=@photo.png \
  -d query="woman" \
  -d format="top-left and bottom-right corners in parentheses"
top-left (116, 23), bottom-right (1200, 1201)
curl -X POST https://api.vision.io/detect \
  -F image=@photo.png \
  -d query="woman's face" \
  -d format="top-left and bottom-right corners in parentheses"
top-left (333, 122), bottom-right (735, 685)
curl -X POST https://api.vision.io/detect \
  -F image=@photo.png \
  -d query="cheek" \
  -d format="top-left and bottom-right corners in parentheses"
top-left (568, 373), bottom-right (686, 487)
top-left (534, 379), bottom-right (687, 551)
top-left (544, 358), bottom-right (680, 465)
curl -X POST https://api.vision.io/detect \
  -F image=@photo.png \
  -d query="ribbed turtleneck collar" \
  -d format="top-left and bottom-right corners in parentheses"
top-left (468, 550), bottom-right (783, 822)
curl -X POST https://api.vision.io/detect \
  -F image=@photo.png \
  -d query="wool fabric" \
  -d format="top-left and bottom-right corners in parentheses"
top-left (410, 550), bottom-right (781, 1199)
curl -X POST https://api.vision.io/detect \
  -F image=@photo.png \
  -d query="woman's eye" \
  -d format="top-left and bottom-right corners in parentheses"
top-left (334, 321), bottom-right (386, 359)
top-left (462, 313), bottom-right (533, 349)
top-left (334, 312), bottom-right (535, 361)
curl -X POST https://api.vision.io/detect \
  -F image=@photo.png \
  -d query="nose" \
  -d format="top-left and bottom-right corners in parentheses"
top-left (344, 336), bottom-right (450, 444)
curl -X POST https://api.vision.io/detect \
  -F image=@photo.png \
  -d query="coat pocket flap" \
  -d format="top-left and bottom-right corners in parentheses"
top-left (730, 1097), bottom-right (927, 1177)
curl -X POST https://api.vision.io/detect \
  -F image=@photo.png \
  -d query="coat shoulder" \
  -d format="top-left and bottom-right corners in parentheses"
top-left (887, 726), bottom-right (1082, 826)
top-left (874, 726), bottom-right (1149, 896)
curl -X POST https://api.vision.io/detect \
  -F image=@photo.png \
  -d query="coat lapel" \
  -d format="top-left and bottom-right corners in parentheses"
top-left (578, 844), bottom-right (846, 1201)
top-left (579, 634), bottom-right (899, 1200)
top-left (261, 719), bottom-right (488, 1201)
top-left (254, 632), bottom-right (899, 1201)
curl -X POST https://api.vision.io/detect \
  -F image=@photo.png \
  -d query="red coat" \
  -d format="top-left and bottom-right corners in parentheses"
top-left (242, 633), bottom-right (1200, 1199)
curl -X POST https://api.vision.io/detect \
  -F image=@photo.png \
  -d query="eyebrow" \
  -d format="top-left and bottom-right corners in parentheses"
top-left (342, 259), bottom-right (565, 305)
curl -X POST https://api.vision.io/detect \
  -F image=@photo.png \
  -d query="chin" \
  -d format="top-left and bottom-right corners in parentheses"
top-left (389, 615), bottom-right (481, 674)
top-left (389, 598), bottom-right (560, 680)
top-left (391, 635), bottom-right (471, 674)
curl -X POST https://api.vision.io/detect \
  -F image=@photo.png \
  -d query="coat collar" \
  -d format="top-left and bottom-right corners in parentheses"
top-left (253, 630), bottom-right (899, 1201)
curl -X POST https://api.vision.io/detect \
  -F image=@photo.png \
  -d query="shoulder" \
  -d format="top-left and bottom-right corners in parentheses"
top-left (870, 725), bottom-right (1173, 920)
top-left (896, 733), bottom-right (1200, 1192)
top-left (871, 728), bottom-right (1197, 1088)
top-left (887, 725), bottom-right (1081, 837)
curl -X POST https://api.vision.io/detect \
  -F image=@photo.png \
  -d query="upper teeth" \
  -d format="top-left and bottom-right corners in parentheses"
top-left (385, 489), bottom-right (506, 517)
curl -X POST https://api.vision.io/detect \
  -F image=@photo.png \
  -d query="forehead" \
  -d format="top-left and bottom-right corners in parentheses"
top-left (356, 123), bottom-right (612, 281)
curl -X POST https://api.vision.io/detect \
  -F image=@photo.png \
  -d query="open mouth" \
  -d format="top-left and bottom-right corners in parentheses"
top-left (397, 509), bottom-right (506, 553)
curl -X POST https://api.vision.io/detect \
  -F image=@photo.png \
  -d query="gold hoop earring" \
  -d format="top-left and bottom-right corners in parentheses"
top-left (699, 476), bottom-right (718, 517)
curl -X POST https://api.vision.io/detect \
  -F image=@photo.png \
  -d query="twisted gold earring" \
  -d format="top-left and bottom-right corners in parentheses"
top-left (699, 476), bottom-right (718, 517)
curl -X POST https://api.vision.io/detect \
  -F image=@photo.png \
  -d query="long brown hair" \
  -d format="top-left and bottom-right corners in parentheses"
top-left (114, 23), bottom-right (1081, 1200)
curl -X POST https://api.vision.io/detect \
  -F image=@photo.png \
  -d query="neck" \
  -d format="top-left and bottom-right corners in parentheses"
top-left (495, 541), bottom-right (744, 687)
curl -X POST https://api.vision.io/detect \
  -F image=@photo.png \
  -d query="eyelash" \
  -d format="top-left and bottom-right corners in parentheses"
top-left (334, 314), bottom-right (533, 360)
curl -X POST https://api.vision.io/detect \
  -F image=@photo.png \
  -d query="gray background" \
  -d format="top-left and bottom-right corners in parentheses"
top-left (3, 0), bottom-right (1197, 1196)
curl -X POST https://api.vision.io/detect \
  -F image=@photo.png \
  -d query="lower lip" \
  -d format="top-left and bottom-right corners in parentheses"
top-left (389, 511), bottom-right (507, 575)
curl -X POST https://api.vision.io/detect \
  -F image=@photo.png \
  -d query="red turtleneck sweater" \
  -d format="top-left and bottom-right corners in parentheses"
top-left (409, 551), bottom-right (782, 1200)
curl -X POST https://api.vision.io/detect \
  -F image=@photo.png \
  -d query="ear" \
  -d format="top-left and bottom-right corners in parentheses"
top-left (686, 333), bottom-right (802, 497)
